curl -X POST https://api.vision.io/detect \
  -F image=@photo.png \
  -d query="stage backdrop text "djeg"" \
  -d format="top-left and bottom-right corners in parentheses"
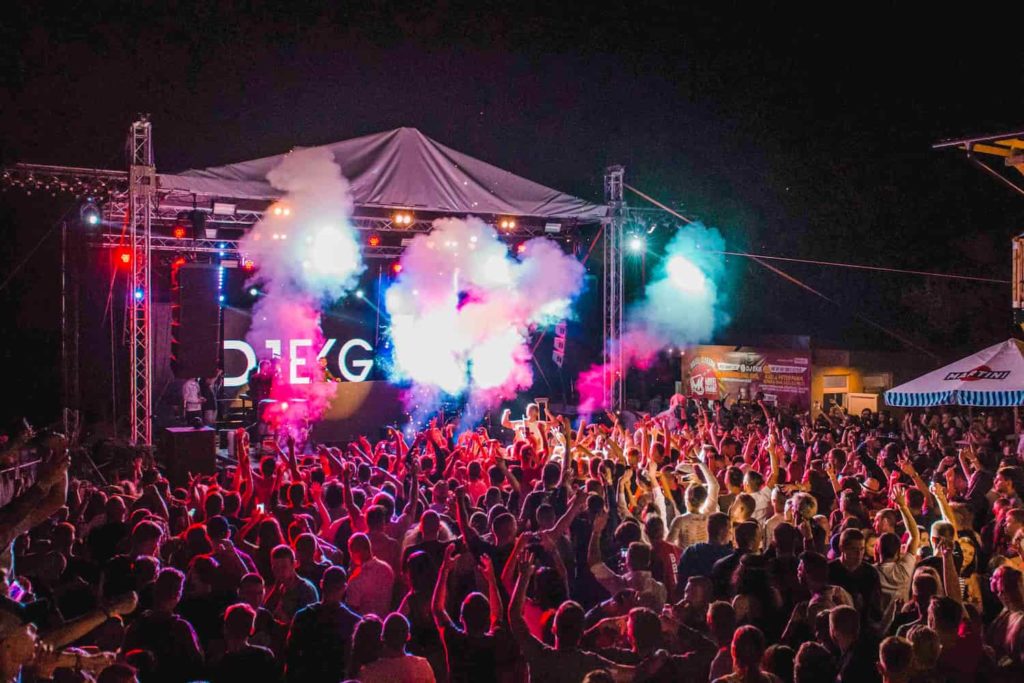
top-left (680, 345), bottom-right (811, 409)
top-left (222, 308), bottom-right (380, 387)
top-left (220, 307), bottom-right (403, 441)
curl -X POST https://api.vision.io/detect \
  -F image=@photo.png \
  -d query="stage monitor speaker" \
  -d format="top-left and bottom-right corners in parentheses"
top-left (162, 426), bottom-right (217, 486)
top-left (171, 263), bottom-right (221, 379)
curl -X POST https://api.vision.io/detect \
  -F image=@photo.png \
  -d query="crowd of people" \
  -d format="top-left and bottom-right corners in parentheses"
top-left (2, 396), bottom-right (1024, 683)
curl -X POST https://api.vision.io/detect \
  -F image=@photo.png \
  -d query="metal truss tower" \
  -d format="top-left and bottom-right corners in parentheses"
top-left (603, 166), bottom-right (625, 412)
top-left (128, 117), bottom-right (155, 445)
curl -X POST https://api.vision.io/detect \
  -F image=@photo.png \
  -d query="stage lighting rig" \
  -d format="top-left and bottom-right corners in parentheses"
top-left (627, 234), bottom-right (646, 253)
top-left (393, 211), bottom-right (414, 226)
top-left (367, 234), bottom-right (382, 247)
top-left (79, 199), bottom-right (101, 226)
top-left (499, 218), bottom-right (516, 230)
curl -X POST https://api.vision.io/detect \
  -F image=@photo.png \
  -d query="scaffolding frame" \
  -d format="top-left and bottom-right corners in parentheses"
top-left (2, 121), bottom-right (610, 439)
top-left (603, 166), bottom-right (625, 411)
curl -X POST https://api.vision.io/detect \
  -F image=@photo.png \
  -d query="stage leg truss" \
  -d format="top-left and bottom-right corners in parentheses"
top-left (128, 117), bottom-right (155, 445)
top-left (603, 166), bottom-right (625, 412)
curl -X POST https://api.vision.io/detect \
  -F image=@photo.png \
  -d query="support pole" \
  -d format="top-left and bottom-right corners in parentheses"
top-left (128, 116), bottom-right (155, 445)
top-left (603, 166), bottom-right (625, 412)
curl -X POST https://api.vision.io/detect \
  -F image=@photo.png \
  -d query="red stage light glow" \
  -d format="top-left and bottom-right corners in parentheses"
top-left (242, 259), bottom-right (256, 272)
top-left (368, 234), bottom-right (381, 247)
top-left (392, 262), bottom-right (403, 275)
top-left (516, 242), bottom-right (527, 254)
top-left (115, 247), bottom-right (132, 266)
top-left (172, 225), bottom-right (187, 239)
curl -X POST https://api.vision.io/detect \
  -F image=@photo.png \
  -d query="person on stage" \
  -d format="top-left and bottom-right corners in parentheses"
top-left (500, 401), bottom-right (550, 450)
top-left (182, 377), bottom-right (205, 424)
top-left (318, 357), bottom-right (340, 383)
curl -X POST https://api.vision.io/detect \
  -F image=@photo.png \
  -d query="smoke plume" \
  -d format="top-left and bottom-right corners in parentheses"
top-left (578, 223), bottom-right (727, 413)
top-left (385, 217), bottom-right (584, 422)
top-left (239, 147), bottom-right (364, 430)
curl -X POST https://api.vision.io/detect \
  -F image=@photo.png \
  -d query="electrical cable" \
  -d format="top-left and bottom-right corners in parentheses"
top-left (624, 183), bottom-right (941, 359)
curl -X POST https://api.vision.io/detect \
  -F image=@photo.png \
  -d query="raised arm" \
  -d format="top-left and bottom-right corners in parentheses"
top-left (892, 485), bottom-right (921, 556)
top-left (508, 553), bottom-right (538, 647)
top-left (929, 482), bottom-right (958, 535)
top-left (432, 544), bottom-right (458, 629)
top-left (766, 431), bottom-right (782, 489)
top-left (939, 538), bottom-right (962, 604)
top-left (697, 460), bottom-right (720, 515)
top-left (479, 554), bottom-right (504, 629)
top-left (341, 468), bottom-right (366, 532)
top-left (543, 491), bottom-right (586, 542)
top-left (587, 509), bottom-right (610, 571)
top-left (43, 592), bottom-right (137, 649)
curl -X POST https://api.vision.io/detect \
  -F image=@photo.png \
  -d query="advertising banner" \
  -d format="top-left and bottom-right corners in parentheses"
top-left (680, 345), bottom-right (811, 409)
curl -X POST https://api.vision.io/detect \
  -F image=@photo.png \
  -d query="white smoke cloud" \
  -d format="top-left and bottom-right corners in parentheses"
top-left (385, 217), bottom-right (584, 412)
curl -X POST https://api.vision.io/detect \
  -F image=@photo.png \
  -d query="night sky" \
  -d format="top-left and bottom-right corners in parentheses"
top-left (1, 4), bottom-right (1022, 424)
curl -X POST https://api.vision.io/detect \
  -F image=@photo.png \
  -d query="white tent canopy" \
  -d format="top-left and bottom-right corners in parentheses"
top-left (159, 127), bottom-right (606, 221)
top-left (885, 338), bottom-right (1024, 408)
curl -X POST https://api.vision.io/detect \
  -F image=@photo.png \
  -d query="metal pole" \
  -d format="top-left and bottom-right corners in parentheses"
top-left (61, 220), bottom-right (68, 412)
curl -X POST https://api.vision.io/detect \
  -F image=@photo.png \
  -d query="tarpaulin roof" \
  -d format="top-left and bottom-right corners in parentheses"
top-left (885, 338), bottom-right (1024, 407)
top-left (160, 127), bottom-right (606, 221)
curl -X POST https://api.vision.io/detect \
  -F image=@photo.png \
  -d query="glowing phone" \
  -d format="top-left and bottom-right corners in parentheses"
top-left (256, 503), bottom-right (265, 514)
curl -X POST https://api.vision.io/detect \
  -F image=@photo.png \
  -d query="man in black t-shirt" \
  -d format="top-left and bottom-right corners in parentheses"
top-left (828, 529), bottom-right (883, 630)
top-left (285, 566), bottom-right (361, 683)
top-left (432, 546), bottom-right (515, 683)
top-left (209, 603), bottom-right (279, 683)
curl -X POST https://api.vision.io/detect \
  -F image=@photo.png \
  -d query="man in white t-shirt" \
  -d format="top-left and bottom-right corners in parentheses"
top-left (743, 436), bottom-right (781, 524)
top-left (345, 533), bottom-right (395, 618)
top-left (357, 613), bottom-right (435, 683)
top-left (876, 486), bottom-right (921, 623)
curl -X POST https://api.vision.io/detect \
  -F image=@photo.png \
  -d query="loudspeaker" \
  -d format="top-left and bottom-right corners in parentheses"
top-left (162, 426), bottom-right (217, 486)
top-left (171, 263), bottom-right (220, 379)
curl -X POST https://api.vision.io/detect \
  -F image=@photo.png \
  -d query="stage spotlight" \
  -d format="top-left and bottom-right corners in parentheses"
top-left (115, 247), bottom-right (132, 266)
top-left (79, 200), bottom-right (101, 226)
top-left (516, 242), bottom-right (527, 255)
top-left (666, 255), bottom-right (707, 293)
top-left (368, 234), bottom-right (381, 247)
top-left (172, 225), bottom-right (187, 239)
top-left (628, 235), bottom-right (645, 253)
top-left (393, 211), bottom-right (413, 226)
top-left (218, 294), bottom-right (225, 303)
top-left (391, 262), bottom-right (403, 275)
top-left (242, 259), bottom-right (256, 272)
top-left (249, 287), bottom-right (259, 297)
top-left (133, 288), bottom-right (144, 300)
top-left (355, 289), bottom-right (365, 299)
top-left (271, 204), bottom-right (291, 217)
top-left (499, 218), bottom-right (516, 230)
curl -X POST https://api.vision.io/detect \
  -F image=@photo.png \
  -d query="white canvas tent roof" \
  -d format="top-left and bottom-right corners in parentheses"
top-left (885, 338), bottom-right (1024, 407)
top-left (159, 127), bottom-right (606, 221)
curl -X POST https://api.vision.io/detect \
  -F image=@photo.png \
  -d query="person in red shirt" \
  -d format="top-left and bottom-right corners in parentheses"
top-left (644, 516), bottom-right (681, 600)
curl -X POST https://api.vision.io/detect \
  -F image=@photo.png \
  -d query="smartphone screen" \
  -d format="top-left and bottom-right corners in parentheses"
top-left (256, 503), bottom-right (265, 514)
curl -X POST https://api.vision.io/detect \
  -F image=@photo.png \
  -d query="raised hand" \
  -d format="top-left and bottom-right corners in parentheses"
top-left (442, 543), bottom-right (460, 572)
top-left (478, 553), bottom-right (495, 579)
